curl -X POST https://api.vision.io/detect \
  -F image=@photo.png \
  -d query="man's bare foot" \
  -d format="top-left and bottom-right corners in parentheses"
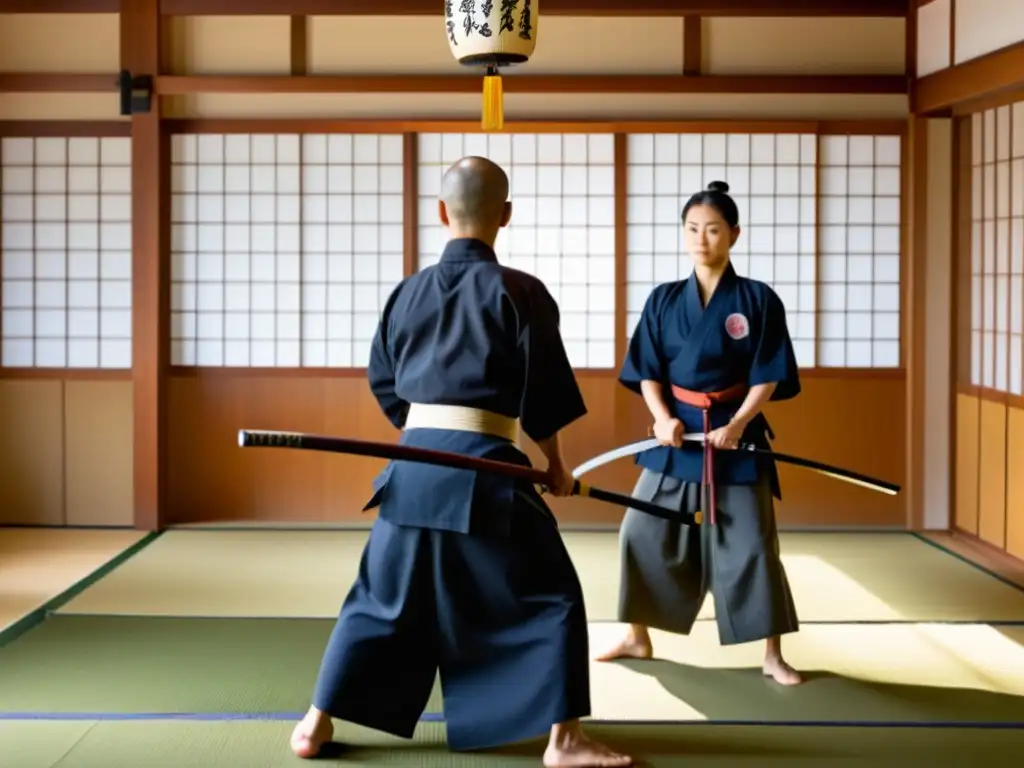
top-left (544, 720), bottom-right (633, 768)
top-left (763, 656), bottom-right (803, 686)
top-left (595, 626), bottom-right (654, 662)
top-left (290, 706), bottom-right (335, 759)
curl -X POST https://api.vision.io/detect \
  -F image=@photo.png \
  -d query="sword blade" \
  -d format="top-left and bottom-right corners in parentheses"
top-left (571, 438), bottom-right (660, 478)
top-left (572, 433), bottom-right (900, 496)
top-left (571, 434), bottom-right (706, 478)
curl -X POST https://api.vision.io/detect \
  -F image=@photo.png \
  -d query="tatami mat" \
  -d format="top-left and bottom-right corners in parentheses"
top-left (3, 719), bottom-right (1023, 768)
top-left (53, 529), bottom-right (1024, 622)
top-left (0, 527), bottom-right (149, 632)
top-left (586, 622), bottom-right (1024, 723)
top-left (3, 615), bottom-right (1023, 725)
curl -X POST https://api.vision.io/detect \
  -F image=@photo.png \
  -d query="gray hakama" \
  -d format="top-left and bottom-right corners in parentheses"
top-left (617, 467), bottom-right (799, 645)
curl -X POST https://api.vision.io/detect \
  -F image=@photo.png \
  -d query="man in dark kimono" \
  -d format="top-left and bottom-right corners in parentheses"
top-left (596, 181), bottom-right (803, 686)
top-left (291, 156), bottom-right (633, 768)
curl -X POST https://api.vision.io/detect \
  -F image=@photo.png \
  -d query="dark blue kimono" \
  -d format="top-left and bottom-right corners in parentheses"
top-left (619, 262), bottom-right (801, 498)
top-left (613, 262), bottom-right (802, 645)
top-left (309, 237), bottom-right (591, 751)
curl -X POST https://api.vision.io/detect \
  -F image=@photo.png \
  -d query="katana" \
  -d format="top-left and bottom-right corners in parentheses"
top-left (572, 434), bottom-right (901, 496)
top-left (238, 429), bottom-right (704, 525)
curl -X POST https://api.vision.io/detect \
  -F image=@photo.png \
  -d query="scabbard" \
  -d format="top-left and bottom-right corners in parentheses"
top-left (238, 429), bottom-right (703, 525)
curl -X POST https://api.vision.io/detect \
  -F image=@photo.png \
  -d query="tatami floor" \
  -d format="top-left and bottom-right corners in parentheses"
top-left (2, 526), bottom-right (1024, 766)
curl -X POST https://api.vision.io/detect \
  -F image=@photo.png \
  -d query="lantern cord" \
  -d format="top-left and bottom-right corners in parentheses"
top-left (482, 65), bottom-right (504, 132)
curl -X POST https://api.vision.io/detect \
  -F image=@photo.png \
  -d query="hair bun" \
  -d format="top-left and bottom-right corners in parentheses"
top-left (707, 180), bottom-right (730, 193)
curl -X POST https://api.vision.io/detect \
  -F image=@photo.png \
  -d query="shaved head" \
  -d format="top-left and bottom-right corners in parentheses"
top-left (439, 156), bottom-right (511, 232)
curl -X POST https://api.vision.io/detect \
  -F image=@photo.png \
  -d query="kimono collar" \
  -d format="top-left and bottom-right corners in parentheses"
top-left (685, 260), bottom-right (739, 311)
top-left (439, 238), bottom-right (500, 264)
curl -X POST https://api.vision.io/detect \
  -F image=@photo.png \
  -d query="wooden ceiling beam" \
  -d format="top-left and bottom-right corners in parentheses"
top-left (152, 73), bottom-right (907, 95)
top-left (150, 0), bottom-right (907, 17)
top-left (914, 39), bottom-right (1024, 114)
top-left (0, 0), bottom-right (120, 10)
top-left (0, 73), bottom-right (117, 91)
top-left (0, 72), bottom-right (908, 96)
top-left (0, 0), bottom-right (910, 16)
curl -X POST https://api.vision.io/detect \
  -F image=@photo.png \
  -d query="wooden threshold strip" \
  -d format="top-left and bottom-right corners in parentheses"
top-left (154, 74), bottom-right (908, 96)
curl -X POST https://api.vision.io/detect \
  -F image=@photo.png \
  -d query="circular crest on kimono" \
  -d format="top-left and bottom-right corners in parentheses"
top-left (725, 313), bottom-right (750, 340)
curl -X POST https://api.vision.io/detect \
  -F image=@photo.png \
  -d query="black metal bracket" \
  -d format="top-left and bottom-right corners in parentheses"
top-left (117, 70), bottom-right (153, 116)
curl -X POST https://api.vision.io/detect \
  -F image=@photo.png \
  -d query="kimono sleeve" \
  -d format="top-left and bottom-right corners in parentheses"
top-left (618, 287), bottom-right (666, 395)
top-left (366, 282), bottom-right (410, 428)
top-left (517, 281), bottom-right (588, 443)
top-left (748, 286), bottom-right (801, 402)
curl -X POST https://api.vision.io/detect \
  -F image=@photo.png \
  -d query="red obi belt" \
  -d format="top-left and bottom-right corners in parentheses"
top-left (670, 382), bottom-right (747, 526)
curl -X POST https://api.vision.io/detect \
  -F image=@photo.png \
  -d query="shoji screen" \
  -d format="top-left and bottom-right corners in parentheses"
top-left (1, 136), bottom-right (133, 368)
top-left (625, 132), bottom-right (818, 367)
top-left (416, 132), bottom-right (617, 369)
top-left (970, 105), bottom-right (1024, 395)
top-left (1014, 105), bottom-right (1024, 396)
top-left (817, 134), bottom-right (903, 369)
top-left (169, 132), bottom-right (405, 368)
top-left (300, 134), bottom-right (404, 367)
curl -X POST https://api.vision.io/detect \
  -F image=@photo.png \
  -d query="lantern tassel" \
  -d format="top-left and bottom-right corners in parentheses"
top-left (482, 67), bottom-right (504, 132)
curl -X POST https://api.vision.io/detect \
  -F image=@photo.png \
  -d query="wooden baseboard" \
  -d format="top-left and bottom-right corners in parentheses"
top-left (918, 529), bottom-right (1024, 590)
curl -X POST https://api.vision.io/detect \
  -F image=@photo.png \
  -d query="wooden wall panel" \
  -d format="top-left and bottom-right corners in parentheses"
top-left (162, 16), bottom-right (291, 74)
top-left (704, 17), bottom-right (906, 75)
top-left (63, 381), bottom-right (134, 527)
top-left (916, 0), bottom-right (952, 77)
top-left (163, 15), bottom-right (904, 79)
top-left (0, 381), bottom-right (64, 525)
top-left (955, 392), bottom-right (981, 534)
top-left (0, 13), bottom-right (120, 72)
top-left (166, 374), bottom-right (393, 523)
top-left (308, 17), bottom-right (689, 76)
top-left (954, 0), bottom-right (1024, 66)
top-left (0, 93), bottom-right (123, 120)
top-left (1007, 405), bottom-right (1024, 559)
top-left (166, 373), bottom-right (905, 528)
top-left (977, 397), bottom-right (1008, 547)
top-left (743, 376), bottom-right (906, 528)
top-left (0, 380), bottom-right (134, 527)
top-left (949, 98), bottom-right (1024, 564)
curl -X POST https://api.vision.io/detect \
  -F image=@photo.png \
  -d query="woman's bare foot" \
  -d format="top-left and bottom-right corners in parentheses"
top-left (544, 720), bottom-right (633, 767)
top-left (290, 706), bottom-right (335, 759)
top-left (595, 625), bottom-right (654, 662)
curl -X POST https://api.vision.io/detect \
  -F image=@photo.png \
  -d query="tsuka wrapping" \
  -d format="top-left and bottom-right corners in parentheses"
top-left (240, 430), bottom-right (303, 448)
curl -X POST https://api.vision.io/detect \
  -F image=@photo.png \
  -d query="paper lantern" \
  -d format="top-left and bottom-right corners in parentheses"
top-left (445, 0), bottom-right (538, 131)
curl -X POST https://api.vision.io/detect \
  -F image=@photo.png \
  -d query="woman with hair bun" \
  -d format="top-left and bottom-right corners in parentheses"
top-left (597, 180), bottom-right (803, 685)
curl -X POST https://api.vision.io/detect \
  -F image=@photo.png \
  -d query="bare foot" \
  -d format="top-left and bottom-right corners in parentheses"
top-left (763, 656), bottom-right (803, 686)
top-left (290, 707), bottom-right (335, 759)
top-left (595, 628), bottom-right (653, 662)
top-left (544, 725), bottom-right (633, 767)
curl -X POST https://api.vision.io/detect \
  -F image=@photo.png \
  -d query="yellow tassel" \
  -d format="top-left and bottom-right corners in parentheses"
top-left (481, 73), bottom-right (504, 132)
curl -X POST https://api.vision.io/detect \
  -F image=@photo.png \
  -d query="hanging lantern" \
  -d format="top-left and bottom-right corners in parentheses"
top-left (445, 0), bottom-right (538, 131)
